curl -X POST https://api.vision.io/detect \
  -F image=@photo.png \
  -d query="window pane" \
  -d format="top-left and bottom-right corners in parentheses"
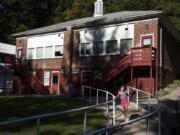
top-left (80, 43), bottom-right (85, 55)
top-left (80, 43), bottom-right (91, 55)
top-left (143, 38), bottom-right (151, 46)
top-left (106, 40), bottom-right (117, 54)
top-left (93, 41), bottom-right (103, 55)
top-left (44, 70), bottom-right (50, 86)
top-left (55, 45), bottom-right (63, 57)
top-left (36, 47), bottom-right (43, 58)
top-left (120, 39), bottom-right (133, 53)
top-left (85, 43), bottom-right (91, 55)
top-left (45, 46), bottom-right (53, 58)
top-left (28, 48), bottom-right (34, 59)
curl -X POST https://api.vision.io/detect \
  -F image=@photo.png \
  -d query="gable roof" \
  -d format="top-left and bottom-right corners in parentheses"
top-left (12, 11), bottom-right (162, 37)
top-left (12, 10), bottom-right (180, 42)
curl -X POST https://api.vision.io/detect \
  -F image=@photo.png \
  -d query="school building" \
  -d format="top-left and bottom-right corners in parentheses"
top-left (11, 0), bottom-right (180, 95)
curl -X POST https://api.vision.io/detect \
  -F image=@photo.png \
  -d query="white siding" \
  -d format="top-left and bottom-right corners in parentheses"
top-left (27, 33), bottom-right (64, 59)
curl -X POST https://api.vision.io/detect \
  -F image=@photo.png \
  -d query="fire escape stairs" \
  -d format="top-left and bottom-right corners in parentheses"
top-left (4, 56), bottom-right (49, 95)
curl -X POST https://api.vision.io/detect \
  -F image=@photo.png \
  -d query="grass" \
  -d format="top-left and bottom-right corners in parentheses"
top-left (0, 96), bottom-right (104, 135)
top-left (157, 80), bottom-right (180, 96)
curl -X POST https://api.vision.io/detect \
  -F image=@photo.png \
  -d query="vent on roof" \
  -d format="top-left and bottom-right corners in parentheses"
top-left (94, 0), bottom-right (104, 17)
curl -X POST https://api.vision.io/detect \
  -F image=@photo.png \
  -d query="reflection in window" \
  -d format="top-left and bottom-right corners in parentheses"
top-left (106, 40), bottom-right (118, 54)
top-left (36, 47), bottom-right (43, 58)
top-left (120, 39), bottom-right (133, 54)
top-left (28, 48), bottom-right (34, 59)
top-left (93, 41), bottom-right (103, 55)
top-left (45, 46), bottom-right (53, 58)
top-left (80, 43), bottom-right (91, 55)
top-left (143, 37), bottom-right (152, 46)
top-left (55, 45), bottom-right (63, 57)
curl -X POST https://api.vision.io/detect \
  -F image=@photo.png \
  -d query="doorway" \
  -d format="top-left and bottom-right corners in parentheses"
top-left (51, 71), bottom-right (60, 95)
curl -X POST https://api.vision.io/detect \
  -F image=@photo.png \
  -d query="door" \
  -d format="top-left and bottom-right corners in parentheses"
top-left (51, 71), bottom-right (60, 95)
top-left (17, 49), bottom-right (23, 60)
top-left (81, 70), bottom-right (92, 96)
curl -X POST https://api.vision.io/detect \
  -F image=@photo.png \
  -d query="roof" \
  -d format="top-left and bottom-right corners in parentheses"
top-left (0, 42), bottom-right (15, 55)
top-left (12, 11), bottom-right (163, 37)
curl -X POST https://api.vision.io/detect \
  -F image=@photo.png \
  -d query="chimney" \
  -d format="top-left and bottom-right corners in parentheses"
top-left (94, 0), bottom-right (104, 17)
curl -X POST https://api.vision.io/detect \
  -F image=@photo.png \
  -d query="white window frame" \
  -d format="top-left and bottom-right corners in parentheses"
top-left (120, 38), bottom-right (133, 54)
top-left (27, 48), bottom-right (35, 59)
top-left (92, 41), bottom-right (104, 56)
top-left (44, 70), bottom-right (50, 86)
top-left (55, 45), bottom-right (63, 57)
top-left (80, 43), bottom-right (92, 56)
top-left (140, 34), bottom-right (154, 47)
top-left (105, 40), bottom-right (118, 55)
top-left (45, 46), bottom-right (53, 58)
top-left (36, 47), bottom-right (43, 59)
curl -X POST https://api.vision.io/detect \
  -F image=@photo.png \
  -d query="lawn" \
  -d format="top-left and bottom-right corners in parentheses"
top-left (0, 96), bottom-right (105, 135)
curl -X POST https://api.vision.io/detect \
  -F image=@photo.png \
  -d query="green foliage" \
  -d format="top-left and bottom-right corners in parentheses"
top-left (157, 80), bottom-right (180, 96)
top-left (0, 0), bottom-right (179, 44)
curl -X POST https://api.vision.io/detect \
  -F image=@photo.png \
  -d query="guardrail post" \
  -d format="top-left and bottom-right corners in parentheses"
top-left (113, 96), bottom-right (116, 125)
top-left (83, 110), bottom-right (87, 135)
top-left (89, 87), bottom-right (92, 104)
top-left (82, 85), bottom-right (84, 99)
top-left (136, 90), bottom-right (139, 109)
top-left (106, 102), bottom-right (109, 135)
top-left (36, 118), bottom-right (41, 135)
top-left (96, 90), bottom-right (99, 105)
top-left (158, 110), bottom-right (161, 135)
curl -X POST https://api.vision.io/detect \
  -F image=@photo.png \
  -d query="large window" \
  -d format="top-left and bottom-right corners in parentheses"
top-left (106, 40), bottom-right (118, 54)
top-left (120, 39), bottom-right (133, 53)
top-left (27, 48), bottom-right (34, 59)
top-left (36, 47), bottom-right (43, 58)
top-left (93, 41), bottom-right (104, 55)
top-left (44, 70), bottom-right (50, 86)
top-left (45, 46), bottom-right (53, 58)
top-left (55, 45), bottom-right (63, 57)
top-left (80, 43), bottom-right (91, 55)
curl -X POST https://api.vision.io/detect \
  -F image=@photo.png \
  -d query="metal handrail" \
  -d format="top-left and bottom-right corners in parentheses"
top-left (0, 86), bottom-right (161, 135)
top-left (0, 85), bottom-right (116, 135)
top-left (86, 86), bottom-right (161, 135)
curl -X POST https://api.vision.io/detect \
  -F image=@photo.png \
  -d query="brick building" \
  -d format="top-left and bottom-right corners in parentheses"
top-left (12, 1), bottom-right (180, 95)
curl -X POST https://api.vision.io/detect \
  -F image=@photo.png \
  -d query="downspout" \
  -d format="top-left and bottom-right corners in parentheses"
top-left (160, 27), bottom-right (163, 89)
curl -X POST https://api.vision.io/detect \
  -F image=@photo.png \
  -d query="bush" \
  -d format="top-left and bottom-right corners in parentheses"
top-left (157, 80), bottom-right (180, 96)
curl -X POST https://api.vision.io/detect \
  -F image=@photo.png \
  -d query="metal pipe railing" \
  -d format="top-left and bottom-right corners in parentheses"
top-left (0, 85), bottom-right (161, 135)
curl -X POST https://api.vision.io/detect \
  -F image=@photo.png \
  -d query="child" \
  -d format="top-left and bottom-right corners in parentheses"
top-left (115, 85), bottom-right (129, 122)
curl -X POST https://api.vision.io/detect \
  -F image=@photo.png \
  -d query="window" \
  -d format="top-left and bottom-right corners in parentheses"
top-left (80, 43), bottom-right (91, 55)
top-left (55, 45), bottom-right (63, 57)
top-left (93, 41), bottom-right (103, 55)
top-left (44, 70), bottom-right (50, 86)
top-left (36, 47), bottom-right (43, 58)
top-left (28, 48), bottom-right (34, 59)
top-left (120, 39), bottom-right (133, 53)
top-left (45, 46), bottom-right (53, 58)
top-left (53, 74), bottom-right (58, 84)
top-left (106, 40), bottom-right (118, 54)
top-left (142, 37), bottom-right (152, 46)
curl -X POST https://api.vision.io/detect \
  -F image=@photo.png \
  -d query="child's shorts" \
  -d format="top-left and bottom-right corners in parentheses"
top-left (121, 99), bottom-right (128, 109)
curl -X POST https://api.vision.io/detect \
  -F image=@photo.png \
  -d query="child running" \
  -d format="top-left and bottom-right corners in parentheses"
top-left (115, 85), bottom-right (129, 122)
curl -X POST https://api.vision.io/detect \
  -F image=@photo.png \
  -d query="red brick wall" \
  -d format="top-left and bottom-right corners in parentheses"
top-left (134, 19), bottom-right (158, 48)
top-left (16, 38), bottom-right (27, 59)
top-left (27, 59), bottom-right (63, 70)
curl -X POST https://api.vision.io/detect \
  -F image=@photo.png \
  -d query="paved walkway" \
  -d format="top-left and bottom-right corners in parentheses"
top-left (159, 87), bottom-right (180, 135)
